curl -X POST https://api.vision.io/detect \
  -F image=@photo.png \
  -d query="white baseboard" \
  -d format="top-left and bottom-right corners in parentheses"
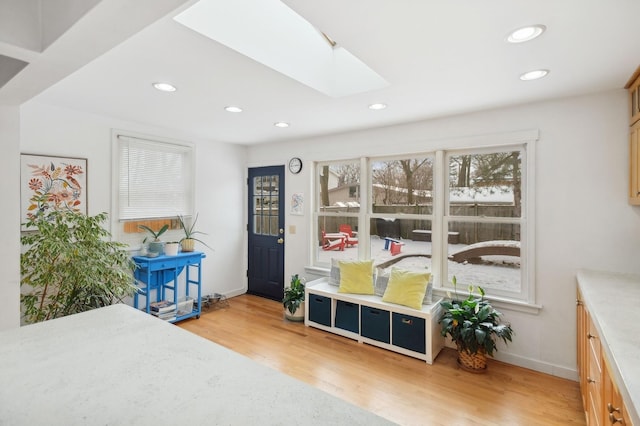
top-left (443, 340), bottom-right (578, 381)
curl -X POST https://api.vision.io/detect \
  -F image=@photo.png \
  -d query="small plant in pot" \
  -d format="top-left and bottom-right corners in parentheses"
top-left (439, 276), bottom-right (513, 373)
top-left (283, 274), bottom-right (305, 322)
top-left (138, 223), bottom-right (169, 256)
top-left (177, 214), bottom-right (211, 252)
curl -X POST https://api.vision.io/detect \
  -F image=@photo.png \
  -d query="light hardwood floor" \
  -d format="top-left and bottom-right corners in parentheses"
top-left (178, 294), bottom-right (585, 426)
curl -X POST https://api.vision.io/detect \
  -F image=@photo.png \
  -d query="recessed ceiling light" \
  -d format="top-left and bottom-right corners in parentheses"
top-left (507, 25), bottom-right (546, 43)
top-left (274, 122), bottom-right (289, 128)
top-left (368, 103), bottom-right (387, 110)
top-left (520, 69), bottom-right (549, 81)
top-left (152, 82), bottom-right (177, 92)
top-left (225, 106), bottom-right (243, 113)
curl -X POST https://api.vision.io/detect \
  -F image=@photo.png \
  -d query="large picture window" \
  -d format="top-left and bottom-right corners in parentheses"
top-left (312, 136), bottom-right (534, 304)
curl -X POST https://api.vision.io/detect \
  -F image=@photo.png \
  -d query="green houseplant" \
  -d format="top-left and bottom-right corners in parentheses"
top-left (282, 274), bottom-right (305, 321)
top-left (138, 223), bottom-right (169, 255)
top-left (439, 276), bottom-right (513, 372)
top-left (177, 214), bottom-right (211, 252)
top-left (21, 210), bottom-right (137, 324)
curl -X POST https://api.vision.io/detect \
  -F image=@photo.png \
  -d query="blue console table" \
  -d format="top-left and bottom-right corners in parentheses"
top-left (133, 251), bottom-right (205, 322)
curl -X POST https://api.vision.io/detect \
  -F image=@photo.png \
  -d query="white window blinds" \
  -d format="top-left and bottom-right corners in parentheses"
top-left (117, 135), bottom-right (193, 220)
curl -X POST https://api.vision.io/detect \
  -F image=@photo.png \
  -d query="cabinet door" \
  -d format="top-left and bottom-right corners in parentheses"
top-left (335, 300), bottom-right (359, 333)
top-left (630, 121), bottom-right (640, 205)
top-left (392, 313), bottom-right (426, 354)
top-left (587, 315), bottom-right (603, 426)
top-left (577, 289), bottom-right (588, 409)
top-left (361, 307), bottom-right (390, 343)
top-left (308, 294), bottom-right (332, 326)
top-left (603, 358), bottom-right (634, 426)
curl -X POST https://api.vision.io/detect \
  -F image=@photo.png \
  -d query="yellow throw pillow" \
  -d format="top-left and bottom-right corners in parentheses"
top-left (338, 260), bottom-right (374, 294)
top-left (382, 268), bottom-right (430, 310)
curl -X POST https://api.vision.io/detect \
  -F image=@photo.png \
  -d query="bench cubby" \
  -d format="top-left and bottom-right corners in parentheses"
top-left (304, 278), bottom-right (444, 364)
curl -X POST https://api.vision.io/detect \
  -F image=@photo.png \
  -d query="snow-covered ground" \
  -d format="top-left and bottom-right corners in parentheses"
top-left (318, 236), bottom-right (520, 292)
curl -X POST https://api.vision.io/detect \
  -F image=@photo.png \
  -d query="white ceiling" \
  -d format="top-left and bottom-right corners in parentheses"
top-left (3, 0), bottom-right (640, 145)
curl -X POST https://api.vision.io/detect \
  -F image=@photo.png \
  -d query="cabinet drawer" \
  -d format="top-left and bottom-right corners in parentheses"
top-left (308, 294), bottom-right (331, 326)
top-left (392, 313), bottom-right (426, 354)
top-left (335, 301), bottom-right (359, 333)
top-left (147, 259), bottom-right (179, 271)
top-left (361, 306), bottom-right (390, 343)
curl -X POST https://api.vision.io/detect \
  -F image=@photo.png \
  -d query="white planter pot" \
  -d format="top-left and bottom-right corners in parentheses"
top-left (284, 302), bottom-right (305, 322)
top-left (165, 242), bottom-right (180, 256)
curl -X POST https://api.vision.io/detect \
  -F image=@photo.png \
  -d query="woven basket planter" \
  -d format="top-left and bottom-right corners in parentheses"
top-left (181, 238), bottom-right (195, 252)
top-left (457, 345), bottom-right (487, 373)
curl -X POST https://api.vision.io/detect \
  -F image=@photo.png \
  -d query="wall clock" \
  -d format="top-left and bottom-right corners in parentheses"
top-left (288, 157), bottom-right (302, 174)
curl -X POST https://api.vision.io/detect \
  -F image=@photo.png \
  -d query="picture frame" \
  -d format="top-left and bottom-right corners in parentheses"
top-left (20, 154), bottom-right (87, 229)
top-left (291, 192), bottom-right (304, 215)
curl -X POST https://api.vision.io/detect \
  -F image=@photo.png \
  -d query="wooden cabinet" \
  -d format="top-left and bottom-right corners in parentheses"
top-left (630, 121), bottom-right (640, 204)
top-left (577, 289), bottom-right (634, 425)
top-left (625, 67), bottom-right (640, 205)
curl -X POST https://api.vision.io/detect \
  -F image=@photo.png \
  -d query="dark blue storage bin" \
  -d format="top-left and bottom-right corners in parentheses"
top-left (361, 306), bottom-right (390, 343)
top-left (308, 294), bottom-right (331, 326)
top-left (335, 300), bottom-right (359, 333)
top-left (392, 313), bottom-right (426, 354)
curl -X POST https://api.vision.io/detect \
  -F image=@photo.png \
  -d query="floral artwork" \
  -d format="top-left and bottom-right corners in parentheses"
top-left (21, 154), bottom-right (87, 228)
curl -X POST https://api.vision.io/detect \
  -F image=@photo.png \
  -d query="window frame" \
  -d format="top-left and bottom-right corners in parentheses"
top-left (311, 130), bottom-right (537, 306)
top-left (442, 143), bottom-right (529, 301)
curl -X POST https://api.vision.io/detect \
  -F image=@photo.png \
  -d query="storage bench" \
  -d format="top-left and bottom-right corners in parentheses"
top-left (304, 278), bottom-right (444, 364)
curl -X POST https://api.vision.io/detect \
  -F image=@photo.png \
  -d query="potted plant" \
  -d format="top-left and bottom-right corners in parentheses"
top-left (282, 274), bottom-right (305, 321)
top-left (439, 276), bottom-right (514, 373)
top-left (138, 223), bottom-right (169, 255)
top-left (177, 214), bottom-right (211, 252)
top-left (20, 210), bottom-right (138, 324)
top-left (165, 241), bottom-right (180, 256)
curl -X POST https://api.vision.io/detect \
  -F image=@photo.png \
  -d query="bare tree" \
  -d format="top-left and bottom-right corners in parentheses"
top-left (320, 165), bottom-right (330, 206)
top-left (399, 158), bottom-right (431, 205)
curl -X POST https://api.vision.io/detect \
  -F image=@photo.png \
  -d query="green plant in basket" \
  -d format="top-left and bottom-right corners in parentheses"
top-left (177, 214), bottom-right (211, 251)
top-left (439, 276), bottom-right (513, 371)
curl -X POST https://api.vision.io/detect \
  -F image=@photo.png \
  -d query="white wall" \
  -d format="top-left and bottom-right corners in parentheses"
top-left (19, 101), bottom-right (248, 305)
top-left (247, 89), bottom-right (640, 379)
top-left (0, 105), bottom-right (21, 331)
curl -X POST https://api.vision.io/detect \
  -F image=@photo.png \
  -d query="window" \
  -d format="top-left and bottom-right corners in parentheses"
top-left (445, 147), bottom-right (526, 301)
top-left (312, 133), bottom-right (535, 304)
top-left (112, 131), bottom-right (194, 247)
top-left (316, 159), bottom-right (361, 263)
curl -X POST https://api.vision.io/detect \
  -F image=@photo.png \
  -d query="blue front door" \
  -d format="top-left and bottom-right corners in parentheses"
top-left (247, 166), bottom-right (285, 301)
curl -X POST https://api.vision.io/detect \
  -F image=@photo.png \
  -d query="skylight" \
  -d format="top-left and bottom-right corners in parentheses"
top-left (173, 0), bottom-right (389, 98)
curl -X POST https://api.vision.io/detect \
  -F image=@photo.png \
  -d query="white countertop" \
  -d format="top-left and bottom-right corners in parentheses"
top-left (576, 269), bottom-right (640, 425)
top-left (0, 304), bottom-right (394, 425)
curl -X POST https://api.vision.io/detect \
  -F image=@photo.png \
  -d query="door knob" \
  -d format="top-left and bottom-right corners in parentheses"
top-left (277, 238), bottom-right (284, 244)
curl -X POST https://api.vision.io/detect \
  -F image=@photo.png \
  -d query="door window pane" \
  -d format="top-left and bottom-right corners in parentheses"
top-left (253, 175), bottom-right (279, 236)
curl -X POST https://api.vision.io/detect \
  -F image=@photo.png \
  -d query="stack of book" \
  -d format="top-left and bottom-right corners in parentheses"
top-left (149, 300), bottom-right (176, 321)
